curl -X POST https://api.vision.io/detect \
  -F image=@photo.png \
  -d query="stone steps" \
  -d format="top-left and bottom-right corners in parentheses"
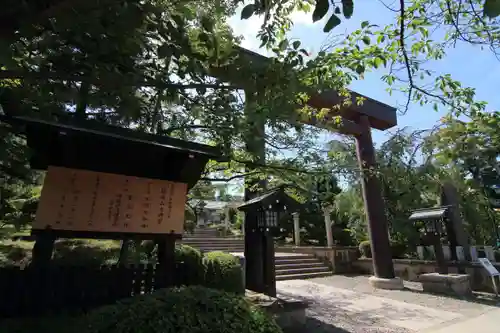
top-left (275, 254), bottom-right (333, 281)
top-left (275, 262), bottom-right (326, 270)
top-left (181, 228), bottom-right (333, 280)
top-left (276, 271), bottom-right (333, 281)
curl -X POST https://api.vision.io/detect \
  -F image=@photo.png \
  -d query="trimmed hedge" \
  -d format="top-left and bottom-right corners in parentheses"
top-left (173, 245), bottom-right (244, 294)
top-left (358, 240), bottom-right (372, 258)
top-left (203, 251), bottom-right (244, 294)
top-left (77, 286), bottom-right (281, 333)
top-left (358, 240), bottom-right (409, 259)
top-left (175, 244), bottom-right (204, 285)
top-left (1, 287), bottom-right (282, 333)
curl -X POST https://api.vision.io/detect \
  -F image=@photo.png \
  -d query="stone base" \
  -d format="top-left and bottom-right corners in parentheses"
top-left (246, 290), bottom-right (308, 331)
top-left (419, 273), bottom-right (471, 297)
top-left (368, 276), bottom-right (404, 290)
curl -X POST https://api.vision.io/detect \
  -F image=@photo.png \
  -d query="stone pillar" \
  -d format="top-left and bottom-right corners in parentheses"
top-left (442, 245), bottom-right (452, 260)
top-left (456, 246), bottom-right (465, 261)
top-left (197, 211), bottom-right (205, 226)
top-left (241, 211), bottom-right (245, 236)
top-left (224, 206), bottom-right (231, 236)
top-left (485, 246), bottom-right (496, 262)
top-left (470, 246), bottom-right (478, 262)
top-left (355, 115), bottom-right (401, 289)
top-left (293, 212), bottom-right (300, 246)
top-left (417, 246), bottom-right (425, 260)
top-left (322, 206), bottom-right (334, 247)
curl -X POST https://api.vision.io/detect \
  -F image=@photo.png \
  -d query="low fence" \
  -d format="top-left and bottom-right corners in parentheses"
top-left (353, 258), bottom-right (500, 293)
top-left (0, 262), bottom-right (191, 318)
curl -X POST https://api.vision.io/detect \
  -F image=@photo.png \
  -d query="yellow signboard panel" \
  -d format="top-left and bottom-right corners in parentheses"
top-left (35, 166), bottom-right (187, 234)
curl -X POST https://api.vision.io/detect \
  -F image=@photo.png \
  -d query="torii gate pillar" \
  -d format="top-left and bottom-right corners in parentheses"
top-left (355, 115), bottom-right (402, 288)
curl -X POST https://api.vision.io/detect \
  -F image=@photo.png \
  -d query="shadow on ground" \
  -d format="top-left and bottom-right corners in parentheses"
top-left (277, 290), bottom-right (414, 333)
top-left (403, 287), bottom-right (500, 307)
top-left (283, 317), bottom-right (351, 333)
top-left (318, 273), bottom-right (500, 308)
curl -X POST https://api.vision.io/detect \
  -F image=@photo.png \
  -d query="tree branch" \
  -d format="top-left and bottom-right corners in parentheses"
top-left (201, 172), bottom-right (261, 182)
top-left (0, 70), bottom-right (240, 90)
top-left (398, 0), bottom-right (413, 115)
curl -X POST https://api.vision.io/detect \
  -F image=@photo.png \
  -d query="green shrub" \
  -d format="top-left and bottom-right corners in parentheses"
top-left (184, 220), bottom-right (196, 234)
top-left (332, 227), bottom-right (355, 246)
top-left (175, 244), bottom-right (204, 285)
top-left (390, 240), bottom-right (407, 259)
top-left (52, 239), bottom-right (120, 265)
top-left (203, 251), bottom-right (243, 294)
top-left (76, 286), bottom-right (282, 333)
top-left (495, 250), bottom-right (500, 262)
top-left (358, 240), bottom-right (372, 258)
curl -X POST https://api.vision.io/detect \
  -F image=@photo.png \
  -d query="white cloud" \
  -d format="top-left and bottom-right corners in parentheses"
top-left (228, 5), bottom-right (315, 55)
top-left (228, 8), bottom-right (269, 55)
top-left (289, 10), bottom-right (314, 26)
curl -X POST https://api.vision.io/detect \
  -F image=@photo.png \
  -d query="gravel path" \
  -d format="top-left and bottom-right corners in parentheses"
top-left (310, 275), bottom-right (498, 317)
top-left (276, 276), bottom-right (499, 333)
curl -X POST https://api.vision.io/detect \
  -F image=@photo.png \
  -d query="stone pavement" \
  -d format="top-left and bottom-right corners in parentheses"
top-left (276, 275), bottom-right (500, 333)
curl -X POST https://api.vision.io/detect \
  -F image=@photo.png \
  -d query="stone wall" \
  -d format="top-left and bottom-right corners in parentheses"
top-left (275, 245), bottom-right (359, 273)
top-left (353, 258), bottom-right (500, 293)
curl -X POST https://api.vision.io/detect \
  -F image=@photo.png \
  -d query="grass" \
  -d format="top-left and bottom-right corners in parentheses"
top-left (0, 233), bottom-right (122, 266)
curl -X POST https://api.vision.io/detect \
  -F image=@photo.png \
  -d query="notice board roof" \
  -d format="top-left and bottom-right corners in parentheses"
top-left (0, 114), bottom-right (224, 186)
top-left (1, 114), bottom-right (224, 159)
top-left (409, 206), bottom-right (450, 221)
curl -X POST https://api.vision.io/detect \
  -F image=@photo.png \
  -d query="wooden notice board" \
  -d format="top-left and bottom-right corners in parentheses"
top-left (34, 166), bottom-right (188, 234)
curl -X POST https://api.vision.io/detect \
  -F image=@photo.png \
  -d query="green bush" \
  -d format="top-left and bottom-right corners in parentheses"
top-left (358, 240), bottom-right (372, 258)
top-left (175, 244), bottom-right (204, 285)
top-left (184, 220), bottom-right (196, 234)
top-left (76, 286), bottom-right (282, 333)
top-left (332, 227), bottom-right (355, 246)
top-left (390, 240), bottom-right (408, 259)
top-left (203, 251), bottom-right (243, 294)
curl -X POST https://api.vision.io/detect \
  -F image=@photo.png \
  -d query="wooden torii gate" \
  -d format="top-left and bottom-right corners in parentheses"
top-left (212, 47), bottom-right (402, 289)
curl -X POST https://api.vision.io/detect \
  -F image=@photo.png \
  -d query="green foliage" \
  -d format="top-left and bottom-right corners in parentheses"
top-left (76, 286), bottom-right (281, 333)
top-left (484, 0), bottom-right (500, 17)
top-left (184, 220), bottom-right (196, 234)
top-left (390, 240), bottom-right (409, 259)
top-left (189, 180), bottom-right (216, 200)
top-left (0, 239), bottom-right (121, 267)
top-left (0, 0), bottom-right (499, 259)
top-left (0, 287), bottom-right (282, 333)
top-left (358, 240), bottom-right (372, 258)
top-left (175, 244), bottom-right (204, 285)
top-left (203, 251), bottom-right (244, 294)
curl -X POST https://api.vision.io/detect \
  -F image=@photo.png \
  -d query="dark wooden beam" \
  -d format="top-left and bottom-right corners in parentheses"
top-left (211, 46), bottom-right (397, 132)
top-left (297, 114), bottom-right (362, 136)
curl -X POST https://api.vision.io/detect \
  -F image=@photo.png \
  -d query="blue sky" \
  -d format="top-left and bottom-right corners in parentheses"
top-left (228, 1), bottom-right (500, 146)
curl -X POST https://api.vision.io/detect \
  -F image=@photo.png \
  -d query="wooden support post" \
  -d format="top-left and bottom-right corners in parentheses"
top-left (244, 212), bottom-right (264, 293)
top-left (293, 212), bottom-right (300, 246)
top-left (355, 115), bottom-right (395, 279)
top-left (31, 231), bottom-right (56, 267)
top-left (156, 236), bottom-right (176, 288)
top-left (262, 232), bottom-right (277, 297)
